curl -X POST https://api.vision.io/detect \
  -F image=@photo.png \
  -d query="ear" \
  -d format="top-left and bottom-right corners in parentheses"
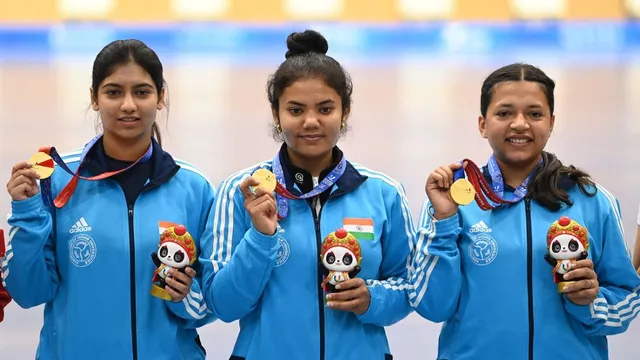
top-left (549, 114), bottom-right (555, 134)
top-left (271, 108), bottom-right (279, 125)
top-left (157, 87), bottom-right (166, 110)
top-left (478, 115), bottom-right (487, 138)
top-left (342, 107), bottom-right (351, 122)
top-left (90, 87), bottom-right (99, 111)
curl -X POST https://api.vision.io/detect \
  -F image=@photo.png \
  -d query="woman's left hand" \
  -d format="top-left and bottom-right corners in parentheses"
top-left (165, 267), bottom-right (196, 302)
top-left (563, 259), bottom-right (599, 305)
top-left (325, 278), bottom-right (371, 315)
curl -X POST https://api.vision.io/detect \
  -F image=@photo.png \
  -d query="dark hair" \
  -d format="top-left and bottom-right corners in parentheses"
top-left (91, 39), bottom-right (166, 146)
top-left (266, 30), bottom-right (353, 141)
top-left (480, 63), bottom-right (596, 211)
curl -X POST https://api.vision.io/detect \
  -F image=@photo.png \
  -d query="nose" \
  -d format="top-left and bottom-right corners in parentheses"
top-left (510, 113), bottom-right (529, 131)
top-left (302, 113), bottom-right (320, 129)
top-left (120, 93), bottom-right (137, 113)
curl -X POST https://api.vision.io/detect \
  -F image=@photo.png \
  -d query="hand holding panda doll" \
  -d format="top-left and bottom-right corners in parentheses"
top-left (544, 216), bottom-right (589, 293)
top-left (151, 223), bottom-right (198, 301)
top-left (320, 228), bottom-right (362, 293)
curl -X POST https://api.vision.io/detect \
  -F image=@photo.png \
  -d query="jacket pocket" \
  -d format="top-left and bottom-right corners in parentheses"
top-left (385, 354), bottom-right (393, 360)
top-left (229, 357), bottom-right (245, 360)
top-left (195, 335), bottom-right (207, 355)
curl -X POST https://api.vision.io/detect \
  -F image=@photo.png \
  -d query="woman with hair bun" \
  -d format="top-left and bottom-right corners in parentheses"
top-left (200, 29), bottom-right (415, 360)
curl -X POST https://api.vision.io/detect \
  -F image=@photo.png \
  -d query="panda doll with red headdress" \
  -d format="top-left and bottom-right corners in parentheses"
top-left (320, 228), bottom-right (362, 293)
top-left (544, 216), bottom-right (590, 293)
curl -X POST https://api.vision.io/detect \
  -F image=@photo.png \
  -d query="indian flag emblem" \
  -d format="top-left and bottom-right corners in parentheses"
top-left (343, 218), bottom-right (374, 241)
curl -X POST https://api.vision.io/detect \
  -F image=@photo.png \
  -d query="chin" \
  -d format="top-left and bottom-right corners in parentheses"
top-left (293, 143), bottom-right (332, 158)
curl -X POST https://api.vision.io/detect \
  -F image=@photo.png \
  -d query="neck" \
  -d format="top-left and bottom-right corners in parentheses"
top-left (495, 155), bottom-right (541, 189)
top-left (103, 134), bottom-right (152, 162)
top-left (287, 148), bottom-right (334, 177)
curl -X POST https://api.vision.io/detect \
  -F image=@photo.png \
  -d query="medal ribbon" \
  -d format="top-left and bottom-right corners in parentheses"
top-left (0, 229), bottom-right (5, 258)
top-left (267, 153), bottom-right (347, 220)
top-left (453, 155), bottom-right (542, 211)
top-left (39, 135), bottom-right (153, 209)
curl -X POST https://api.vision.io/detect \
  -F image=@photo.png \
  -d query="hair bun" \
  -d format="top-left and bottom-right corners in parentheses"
top-left (285, 30), bottom-right (329, 59)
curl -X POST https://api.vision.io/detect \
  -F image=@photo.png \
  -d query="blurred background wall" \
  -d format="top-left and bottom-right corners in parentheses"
top-left (1, 0), bottom-right (639, 359)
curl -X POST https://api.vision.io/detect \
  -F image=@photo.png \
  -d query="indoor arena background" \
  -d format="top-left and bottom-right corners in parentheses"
top-left (1, 0), bottom-right (639, 359)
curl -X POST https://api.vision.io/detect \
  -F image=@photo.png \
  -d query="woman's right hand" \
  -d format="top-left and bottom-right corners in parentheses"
top-left (239, 177), bottom-right (278, 236)
top-left (425, 162), bottom-right (465, 220)
top-left (7, 162), bottom-right (40, 201)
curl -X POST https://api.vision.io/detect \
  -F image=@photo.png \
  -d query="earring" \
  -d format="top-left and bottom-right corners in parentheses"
top-left (340, 122), bottom-right (345, 131)
top-left (276, 124), bottom-right (282, 133)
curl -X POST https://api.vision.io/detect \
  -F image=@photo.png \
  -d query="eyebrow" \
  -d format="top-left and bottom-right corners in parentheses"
top-left (286, 99), bottom-right (336, 107)
top-left (495, 103), bottom-right (543, 109)
top-left (101, 82), bottom-right (155, 89)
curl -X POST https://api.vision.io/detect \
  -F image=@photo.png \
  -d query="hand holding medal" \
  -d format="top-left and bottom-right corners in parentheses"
top-left (425, 162), bottom-right (468, 220)
top-left (239, 169), bottom-right (278, 236)
top-left (6, 153), bottom-right (51, 201)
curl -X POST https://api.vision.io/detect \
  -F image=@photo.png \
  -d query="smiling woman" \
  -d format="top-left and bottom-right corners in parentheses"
top-left (410, 63), bottom-right (640, 360)
top-left (199, 29), bottom-right (416, 360)
top-left (3, 39), bottom-right (216, 360)
top-left (90, 39), bottom-right (166, 162)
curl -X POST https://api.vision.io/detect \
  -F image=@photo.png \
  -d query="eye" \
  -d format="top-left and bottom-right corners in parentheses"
top-left (529, 112), bottom-right (543, 118)
top-left (319, 107), bottom-right (333, 114)
top-left (342, 253), bottom-right (353, 265)
top-left (552, 241), bottom-right (561, 253)
top-left (568, 240), bottom-right (579, 252)
top-left (496, 111), bottom-right (510, 118)
top-left (288, 108), bottom-right (303, 115)
top-left (160, 245), bottom-right (168, 257)
top-left (174, 250), bottom-right (185, 263)
top-left (326, 252), bottom-right (335, 264)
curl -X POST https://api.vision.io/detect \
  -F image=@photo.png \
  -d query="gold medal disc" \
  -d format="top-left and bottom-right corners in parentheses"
top-left (251, 168), bottom-right (277, 193)
top-left (450, 178), bottom-right (475, 205)
top-left (28, 152), bottom-right (55, 179)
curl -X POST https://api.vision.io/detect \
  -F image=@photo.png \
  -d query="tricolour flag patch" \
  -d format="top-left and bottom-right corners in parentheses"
top-left (343, 218), bottom-right (374, 240)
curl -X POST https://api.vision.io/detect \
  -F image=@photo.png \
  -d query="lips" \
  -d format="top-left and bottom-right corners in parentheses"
top-left (118, 117), bottom-right (140, 123)
top-left (506, 135), bottom-right (532, 144)
top-left (300, 134), bottom-right (323, 140)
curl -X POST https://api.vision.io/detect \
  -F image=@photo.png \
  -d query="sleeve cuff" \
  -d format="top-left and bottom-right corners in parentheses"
top-left (564, 294), bottom-right (596, 323)
top-left (434, 213), bottom-right (460, 234)
top-left (355, 284), bottom-right (381, 323)
top-left (11, 193), bottom-right (45, 215)
top-left (246, 226), bottom-right (279, 253)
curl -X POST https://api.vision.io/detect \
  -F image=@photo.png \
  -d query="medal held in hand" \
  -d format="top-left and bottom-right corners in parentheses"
top-left (151, 222), bottom-right (198, 301)
top-left (320, 228), bottom-right (362, 294)
top-left (250, 168), bottom-right (277, 194)
top-left (544, 216), bottom-right (589, 293)
top-left (450, 156), bottom-right (541, 210)
top-left (28, 152), bottom-right (55, 179)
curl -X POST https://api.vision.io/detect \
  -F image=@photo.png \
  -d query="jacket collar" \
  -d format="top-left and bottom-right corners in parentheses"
top-left (80, 136), bottom-right (180, 187)
top-left (277, 143), bottom-right (367, 197)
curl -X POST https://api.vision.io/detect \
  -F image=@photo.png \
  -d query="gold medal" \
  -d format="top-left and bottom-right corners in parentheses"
top-left (450, 178), bottom-right (475, 205)
top-left (251, 168), bottom-right (277, 193)
top-left (28, 152), bottom-right (55, 179)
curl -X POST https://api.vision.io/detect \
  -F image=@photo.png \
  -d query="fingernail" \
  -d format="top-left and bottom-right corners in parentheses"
top-left (563, 273), bottom-right (569, 280)
top-left (335, 285), bottom-right (341, 290)
top-left (326, 302), bottom-right (334, 307)
top-left (326, 294), bottom-right (332, 300)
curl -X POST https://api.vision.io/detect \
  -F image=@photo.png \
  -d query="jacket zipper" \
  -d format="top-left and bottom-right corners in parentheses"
top-left (128, 204), bottom-right (138, 360)
top-left (525, 198), bottom-right (533, 360)
top-left (311, 197), bottom-right (325, 360)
